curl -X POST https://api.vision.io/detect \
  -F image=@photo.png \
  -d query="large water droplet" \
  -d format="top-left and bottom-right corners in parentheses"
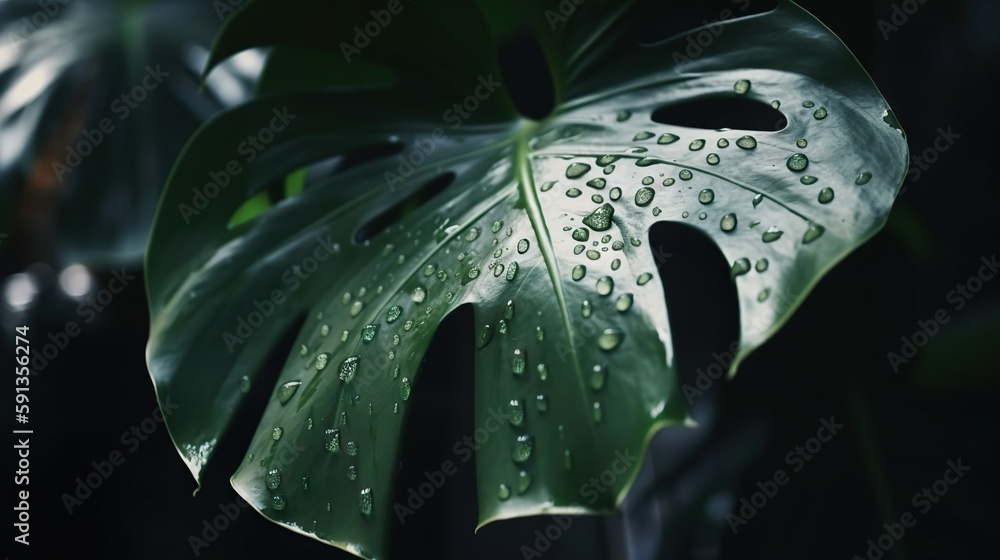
top-left (348, 466), bottom-right (357, 481)
top-left (597, 155), bottom-right (619, 166)
top-left (720, 213), bottom-right (738, 232)
top-left (755, 258), bottom-right (769, 272)
top-left (610, 187), bottom-right (622, 201)
top-left (786, 153), bottom-right (809, 172)
top-left (566, 163), bottom-right (591, 179)
top-left (633, 131), bottom-right (655, 141)
top-left (706, 153), bottom-right (720, 165)
top-left (339, 356), bottom-right (360, 382)
top-left (465, 228), bottom-right (480, 241)
top-left (689, 139), bottom-right (706, 151)
top-left (240, 375), bottom-right (251, 394)
top-left (615, 293), bottom-right (633, 312)
top-left (361, 324), bottom-right (379, 342)
top-left (566, 188), bottom-right (582, 198)
top-left (411, 287), bottom-right (426, 303)
top-left (802, 223), bottom-right (825, 244)
top-left (598, 329), bottom-right (624, 351)
top-left (657, 133), bottom-right (680, 145)
top-left (586, 250), bottom-right (601, 261)
top-left (679, 170), bottom-right (693, 180)
top-left (597, 276), bottom-right (614, 296)
top-left (736, 135), bottom-right (757, 150)
top-left (803, 100), bottom-right (815, 108)
top-left (698, 189), bottom-right (715, 204)
top-left (572, 228), bottom-right (590, 242)
top-left (512, 434), bottom-right (534, 463)
top-left (583, 204), bottom-right (615, 231)
top-left (350, 300), bottom-right (364, 317)
top-left (540, 181), bottom-right (556, 192)
top-left (762, 227), bottom-right (784, 243)
top-left (616, 110), bottom-right (631, 122)
top-left (492, 220), bottom-right (504, 234)
top-left (752, 193), bottom-right (764, 208)
top-left (813, 107), bottom-right (828, 120)
top-left (637, 273), bottom-right (653, 285)
top-left (796, 138), bottom-right (808, 148)
top-left (571, 264), bottom-right (587, 281)
top-left (731, 258), bottom-right (751, 277)
top-left (634, 187), bottom-right (655, 207)
top-left (717, 138), bottom-right (730, 149)
top-left (758, 288), bottom-right (771, 302)
top-left (856, 172), bottom-right (872, 185)
top-left (818, 187), bottom-right (835, 204)
top-left (498, 484), bottom-right (511, 501)
top-left (277, 381), bottom-right (301, 405)
top-left (800, 175), bottom-right (818, 185)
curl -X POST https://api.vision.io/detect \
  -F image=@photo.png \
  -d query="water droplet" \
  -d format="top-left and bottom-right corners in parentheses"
top-left (393, 365), bottom-right (400, 379)
top-left (342, 292), bottom-right (352, 305)
top-left (509, 399), bottom-right (524, 426)
top-left (498, 319), bottom-right (508, 334)
top-left (563, 449), bottom-right (573, 470)
top-left (611, 258), bottom-right (621, 271)
top-left (277, 381), bottom-right (300, 405)
top-left (540, 181), bottom-right (556, 192)
top-left (537, 363), bottom-right (548, 380)
top-left (698, 212), bottom-right (708, 220)
top-left (813, 107), bottom-right (828, 120)
top-left (320, 324), bottom-right (330, 336)
top-left (818, 187), bottom-right (835, 204)
top-left (597, 276), bottom-right (614, 296)
top-left (361, 324), bottom-right (379, 342)
top-left (635, 187), bottom-right (655, 207)
top-left (796, 138), bottom-right (808, 148)
top-left (506, 262), bottom-right (519, 281)
top-left (566, 163), bottom-right (591, 179)
top-left (359, 488), bottom-right (373, 515)
top-left (574, 245), bottom-right (585, 255)
top-left (610, 187), bottom-right (622, 201)
top-left (633, 131), bottom-right (655, 141)
top-left (698, 189), bottom-right (715, 204)
top-left (642, 176), bottom-right (654, 186)
top-left (758, 288), bottom-right (771, 302)
top-left (492, 220), bottom-right (504, 234)
top-left (803, 100), bottom-right (815, 108)
top-left (731, 258), bottom-right (751, 277)
top-left (762, 227), bottom-right (784, 243)
top-left (734, 79), bottom-right (751, 94)
top-left (662, 177), bottom-right (675, 186)
top-left (535, 394), bottom-right (549, 412)
top-left (720, 213), bottom-right (738, 232)
top-left (512, 434), bottom-right (534, 463)
top-left (347, 465), bottom-right (357, 481)
top-left (597, 329), bottom-right (624, 351)
top-left (497, 484), bottom-right (511, 501)
top-left (615, 293), bottom-right (633, 312)
top-left (583, 204), bottom-right (615, 231)
top-left (272, 495), bottom-right (287, 511)
top-left (587, 250), bottom-right (601, 260)
top-left (581, 300), bottom-right (593, 318)
top-left (586, 180), bottom-right (606, 194)
top-left (404, 320), bottom-right (414, 331)
top-left (800, 175), bottom-right (818, 185)
top-left (856, 172), bottom-right (872, 185)
top-left (476, 324), bottom-right (495, 349)
top-left (612, 240), bottom-right (625, 251)
top-left (755, 258), bottom-right (769, 272)
top-left (400, 377), bottom-right (412, 400)
top-left (689, 139), bottom-right (706, 151)
top-left (566, 188), bottom-right (582, 198)
top-left (240, 375), bottom-right (251, 394)
top-left (657, 133), bottom-right (680, 145)
top-left (679, 170), bottom-right (693, 180)
top-left (597, 155), bottom-right (619, 166)
top-left (707, 153), bottom-right (720, 165)
top-left (736, 135), bottom-right (757, 150)
top-left (717, 138), bottom-right (730, 149)
top-left (325, 428), bottom-right (340, 452)
top-left (786, 153), bottom-right (809, 171)
top-left (272, 427), bottom-right (283, 441)
top-left (386, 305), bottom-right (402, 323)
top-left (616, 110), bottom-right (631, 122)
top-left (803, 223), bottom-right (825, 244)
top-left (771, 100), bottom-right (781, 109)
top-left (637, 273), bottom-right (653, 285)
top-left (518, 471), bottom-right (533, 493)
top-left (572, 228), bottom-right (590, 242)
top-left (504, 299), bottom-right (516, 320)
top-left (752, 193), bottom-right (764, 208)
top-left (511, 348), bottom-right (527, 375)
top-left (468, 266), bottom-right (481, 279)
top-left (350, 300), bottom-right (364, 317)
top-left (493, 263), bottom-right (505, 277)
top-left (265, 468), bottom-right (281, 490)
top-left (346, 440), bottom-right (358, 456)
top-left (339, 356), bottom-right (360, 382)
top-left (592, 194), bottom-right (604, 203)
top-left (438, 270), bottom-right (448, 282)
top-left (299, 345), bottom-right (308, 357)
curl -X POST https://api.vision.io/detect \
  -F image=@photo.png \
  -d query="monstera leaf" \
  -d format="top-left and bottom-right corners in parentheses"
top-left (0, 0), bottom-right (258, 264)
top-left (145, 1), bottom-right (907, 558)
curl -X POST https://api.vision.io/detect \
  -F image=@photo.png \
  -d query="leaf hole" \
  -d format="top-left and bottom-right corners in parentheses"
top-left (651, 97), bottom-right (787, 132)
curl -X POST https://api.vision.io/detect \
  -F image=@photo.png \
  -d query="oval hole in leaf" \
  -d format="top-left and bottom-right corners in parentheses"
top-left (353, 172), bottom-right (456, 243)
top-left (651, 97), bottom-right (787, 131)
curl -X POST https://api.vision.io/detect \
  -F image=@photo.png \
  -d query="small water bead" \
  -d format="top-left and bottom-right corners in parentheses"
top-left (630, 237), bottom-right (641, 247)
top-left (657, 133), bottom-right (680, 145)
top-left (493, 263), bottom-right (505, 277)
top-left (796, 138), bottom-right (808, 148)
top-left (734, 79), bottom-right (751, 94)
top-left (610, 187), bottom-right (622, 201)
top-left (492, 220), bottom-right (504, 234)
top-left (359, 488), bottom-right (373, 516)
top-left (598, 328), bottom-right (624, 350)
top-left (603, 165), bottom-right (615, 175)
top-left (586, 178), bottom-right (606, 190)
top-left (637, 273), bottom-right (653, 285)
top-left (320, 323), bottom-right (331, 337)
top-left (468, 266), bottom-right (481, 279)
top-left (537, 363), bottom-right (548, 381)
top-left (581, 300), bottom-right (593, 318)
top-left (574, 245), bottom-right (585, 255)
top-left (498, 484), bottom-right (511, 501)
top-left (720, 213), bottom-right (738, 232)
top-left (566, 163), bottom-right (591, 178)
top-left (272, 495), bottom-right (287, 511)
top-left (802, 223), bottom-right (825, 244)
top-left (512, 434), bottom-right (534, 463)
top-left (505, 299), bottom-right (516, 320)
top-left (307, 418), bottom-right (313, 430)
top-left (393, 365), bottom-right (400, 379)
top-left (240, 375), bottom-right (251, 394)
top-left (679, 170), bottom-right (693, 180)
top-left (465, 228), bottom-right (480, 242)
top-left (506, 262), bottom-right (519, 281)
top-left (786, 153), bottom-right (809, 172)
top-left (597, 154), bottom-right (619, 167)
top-left (752, 193), bottom-right (764, 208)
top-left (536, 394), bottom-right (549, 412)
top-left (758, 288), bottom-right (771, 302)
top-left (277, 381), bottom-right (301, 405)
top-left (771, 100), bottom-right (781, 109)
top-left (597, 276), bottom-right (615, 296)
top-left (593, 402), bottom-right (603, 422)
top-left (601, 234), bottom-right (612, 244)
top-left (856, 172), bottom-right (872, 185)
top-left (423, 264), bottom-right (436, 277)
top-left (572, 265), bottom-right (587, 281)
top-left (586, 250), bottom-right (601, 260)
top-left (437, 270), bottom-right (448, 282)
top-left (698, 189), bottom-right (715, 204)
top-left (717, 138), bottom-right (730, 149)
top-left (400, 377), bottom-right (412, 400)
top-left (633, 131), bottom-right (655, 141)
top-left (750, 220), bottom-right (761, 228)
top-left (572, 228), bottom-right (590, 242)
top-left (698, 212), bottom-right (708, 220)
top-left (342, 292), bottom-right (352, 305)
top-left (736, 135), bottom-right (757, 150)
top-left (272, 427), bottom-right (284, 441)
top-left (803, 100), bottom-right (815, 108)
top-left (386, 305), bottom-right (402, 323)
top-left (346, 440), bottom-right (358, 456)
top-left (762, 226), bottom-right (784, 243)
top-left (349, 301), bottom-right (364, 317)
top-left (612, 240), bottom-right (625, 251)
top-left (404, 320), bottom-right (414, 331)
top-left (615, 293), bottom-right (633, 312)
top-left (511, 348), bottom-right (527, 375)
top-left (265, 468), bottom-right (281, 490)
top-left (707, 153), bottom-right (720, 165)
top-left (818, 187), bottom-right (835, 204)
top-left (689, 139), bottom-right (706, 151)
top-left (813, 107), bottom-right (828, 120)
top-left (800, 175), bottom-right (818, 185)
top-left (682, 211), bottom-right (689, 218)
top-left (611, 258), bottom-right (621, 271)
top-left (616, 110), bottom-right (631, 122)
top-left (393, 334), bottom-right (400, 346)
top-left (731, 258), bottom-right (751, 277)
top-left (635, 187), bottom-right (655, 207)
top-left (583, 204), bottom-right (615, 231)
top-left (566, 188), bottom-right (582, 198)
top-left (592, 194), bottom-right (604, 203)
top-left (518, 471), bottom-right (533, 494)
top-left (563, 450), bottom-right (573, 470)
top-left (540, 181), bottom-right (556, 192)
top-left (339, 356), bottom-right (360, 381)
top-left (299, 345), bottom-right (308, 357)
top-left (652, 207), bottom-right (662, 217)
top-left (662, 178), bottom-right (675, 187)
top-left (642, 176), bottom-right (654, 186)
top-left (348, 466), bottom-right (357, 481)
top-left (325, 428), bottom-right (340, 452)
top-left (535, 326), bottom-right (544, 342)
top-left (755, 259), bottom-right (769, 272)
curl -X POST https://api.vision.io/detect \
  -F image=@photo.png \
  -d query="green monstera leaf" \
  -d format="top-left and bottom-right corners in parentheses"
top-left (145, 1), bottom-right (907, 558)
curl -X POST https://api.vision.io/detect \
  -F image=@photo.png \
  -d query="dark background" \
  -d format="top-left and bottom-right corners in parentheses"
top-left (4, 0), bottom-right (998, 559)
